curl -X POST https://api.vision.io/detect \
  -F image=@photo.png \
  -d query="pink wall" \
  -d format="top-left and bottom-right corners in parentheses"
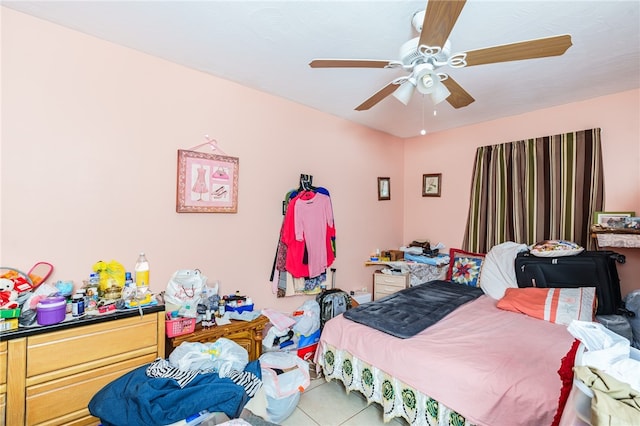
top-left (404, 89), bottom-right (640, 297)
top-left (2, 8), bottom-right (638, 315)
top-left (0, 8), bottom-right (404, 313)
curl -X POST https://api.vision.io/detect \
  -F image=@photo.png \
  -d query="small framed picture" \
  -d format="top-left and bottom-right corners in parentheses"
top-left (378, 177), bottom-right (390, 201)
top-left (422, 173), bottom-right (442, 197)
top-left (176, 149), bottom-right (239, 213)
top-left (625, 217), bottom-right (640, 230)
top-left (593, 211), bottom-right (635, 228)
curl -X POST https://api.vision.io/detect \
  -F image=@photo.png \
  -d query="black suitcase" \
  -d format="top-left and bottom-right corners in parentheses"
top-left (514, 250), bottom-right (625, 315)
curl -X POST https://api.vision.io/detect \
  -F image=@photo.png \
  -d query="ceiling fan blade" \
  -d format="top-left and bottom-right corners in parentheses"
top-left (464, 34), bottom-right (572, 67)
top-left (441, 77), bottom-right (474, 108)
top-left (309, 59), bottom-right (400, 69)
top-left (355, 82), bottom-right (399, 111)
top-left (419, 0), bottom-right (466, 49)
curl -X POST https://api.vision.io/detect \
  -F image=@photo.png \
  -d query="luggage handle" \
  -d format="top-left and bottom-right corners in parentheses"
top-left (617, 307), bottom-right (635, 318)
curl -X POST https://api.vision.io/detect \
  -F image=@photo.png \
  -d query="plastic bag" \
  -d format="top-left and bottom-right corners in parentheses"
top-left (292, 300), bottom-right (320, 336)
top-left (625, 290), bottom-right (640, 349)
top-left (168, 338), bottom-right (248, 375)
top-left (164, 269), bottom-right (207, 318)
top-left (92, 260), bottom-right (126, 294)
top-left (259, 352), bottom-right (309, 423)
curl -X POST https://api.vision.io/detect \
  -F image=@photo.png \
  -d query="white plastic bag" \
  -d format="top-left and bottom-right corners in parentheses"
top-left (292, 300), bottom-right (320, 336)
top-left (169, 342), bottom-right (217, 372)
top-left (209, 338), bottom-right (249, 377)
top-left (164, 269), bottom-right (207, 317)
top-left (168, 339), bottom-right (248, 375)
top-left (259, 352), bottom-right (310, 423)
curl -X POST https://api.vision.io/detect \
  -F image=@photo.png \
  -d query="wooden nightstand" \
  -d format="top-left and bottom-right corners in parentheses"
top-left (373, 270), bottom-right (410, 300)
top-left (165, 315), bottom-right (269, 360)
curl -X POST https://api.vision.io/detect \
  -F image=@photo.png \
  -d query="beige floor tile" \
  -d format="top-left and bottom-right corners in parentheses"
top-left (305, 377), bottom-right (328, 392)
top-left (338, 398), bottom-right (409, 426)
top-left (296, 380), bottom-right (368, 426)
top-left (281, 407), bottom-right (319, 426)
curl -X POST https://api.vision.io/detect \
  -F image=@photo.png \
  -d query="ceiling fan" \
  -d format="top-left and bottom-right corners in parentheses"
top-left (309, 0), bottom-right (572, 111)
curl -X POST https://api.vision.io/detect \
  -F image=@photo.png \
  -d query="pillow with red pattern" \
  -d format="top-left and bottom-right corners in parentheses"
top-left (447, 248), bottom-right (486, 287)
top-left (497, 287), bottom-right (596, 325)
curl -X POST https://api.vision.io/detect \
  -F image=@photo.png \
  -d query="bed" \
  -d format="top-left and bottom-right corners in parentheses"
top-left (315, 243), bottom-right (591, 426)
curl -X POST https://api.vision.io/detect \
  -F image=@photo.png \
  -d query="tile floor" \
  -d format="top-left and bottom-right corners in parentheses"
top-left (280, 377), bottom-right (406, 426)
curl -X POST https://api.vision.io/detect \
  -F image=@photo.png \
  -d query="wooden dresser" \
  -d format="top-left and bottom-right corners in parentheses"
top-left (0, 340), bottom-right (6, 421)
top-left (166, 315), bottom-right (269, 360)
top-left (373, 270), bottom-right (410, 300)
top-left (1, 307), bottom-right (164, 426)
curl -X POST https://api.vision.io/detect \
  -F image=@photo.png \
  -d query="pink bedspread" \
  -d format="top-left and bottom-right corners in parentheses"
top-left (319, 295), bottom-right (575, 426)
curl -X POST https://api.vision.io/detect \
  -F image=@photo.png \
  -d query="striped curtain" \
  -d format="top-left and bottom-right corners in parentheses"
top-left (463, 128), bottom-right (604, 253)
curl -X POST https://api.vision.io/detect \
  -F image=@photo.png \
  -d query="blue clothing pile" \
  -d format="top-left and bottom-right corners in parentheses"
top-left (88, 360), bottom-right (261, 426)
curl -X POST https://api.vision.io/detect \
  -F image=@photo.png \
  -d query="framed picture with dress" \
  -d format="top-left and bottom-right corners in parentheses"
top-left (176, 149), bottom-right (239, 213)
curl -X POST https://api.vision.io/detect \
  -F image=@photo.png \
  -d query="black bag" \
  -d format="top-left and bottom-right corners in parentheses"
top-left (315, 268), bottom-right (351, 330)
top-left (514, 250), bottom-right (625, 315)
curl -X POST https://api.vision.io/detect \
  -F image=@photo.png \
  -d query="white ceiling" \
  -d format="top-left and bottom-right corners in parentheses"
top-left (4, 0), bottom-right (640, 138)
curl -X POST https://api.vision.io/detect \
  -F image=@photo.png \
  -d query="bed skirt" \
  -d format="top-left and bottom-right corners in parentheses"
top-left (317, 343), bottom-right (474, 426)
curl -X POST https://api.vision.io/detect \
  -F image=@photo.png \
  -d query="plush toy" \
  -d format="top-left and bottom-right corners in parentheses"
top-left (0, 277), bottom-right (19, 310)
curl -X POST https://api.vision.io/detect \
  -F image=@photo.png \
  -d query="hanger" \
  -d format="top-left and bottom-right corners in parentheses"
top-left (189, 135), bottom-right (228, 156)
top-left (299, 174), bottom-right (316, 192)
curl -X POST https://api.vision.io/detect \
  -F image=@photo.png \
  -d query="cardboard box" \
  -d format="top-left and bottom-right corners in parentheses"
top-left (389, 250), bottom-right (404, 261)
top-left (308, 361), bottom-right (324, 380)
top-left (297, 343), bottom-right (318, 362)
top-left (297, 329), bottom-right (320, 362)
top-left (0, 318), bottom-right (18, 331)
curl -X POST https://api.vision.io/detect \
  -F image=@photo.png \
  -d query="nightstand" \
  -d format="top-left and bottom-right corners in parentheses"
top-left (373, 270), bottom-right (410, 300)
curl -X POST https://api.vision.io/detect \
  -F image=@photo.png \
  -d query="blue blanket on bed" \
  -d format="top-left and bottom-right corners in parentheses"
top-left (88, 360), bottom-right (260, 426)
top-left (343, 280), bottom-right (484, 338)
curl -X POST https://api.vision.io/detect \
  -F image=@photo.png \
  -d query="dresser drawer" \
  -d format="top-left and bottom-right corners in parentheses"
top-left (373, 272), bottom-right (409, 300)
top-left (26, 354), bottom-right (155, 425)
top-left (374, 272), bottom-right (409, 288)
top-left (26, 314), bottom-right (159, 381)
top-left (0, 340), bottom-right (6, 387)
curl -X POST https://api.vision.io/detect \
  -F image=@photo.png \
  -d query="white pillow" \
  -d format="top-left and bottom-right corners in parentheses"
top-left (530, 240), bottom-right (584, 257)
top-left (479, 242), bottom-right (529, 300)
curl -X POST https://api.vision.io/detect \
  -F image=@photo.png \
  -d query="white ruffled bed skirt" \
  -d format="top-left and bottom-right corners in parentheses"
top-left (316, 343), bottom-right (474, 426)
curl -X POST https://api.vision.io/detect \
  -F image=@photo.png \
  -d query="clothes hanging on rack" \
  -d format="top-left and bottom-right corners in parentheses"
top-left (285, 191), bottom-right (334, 278)
top-left (270, 176), bottom-right (336, 297)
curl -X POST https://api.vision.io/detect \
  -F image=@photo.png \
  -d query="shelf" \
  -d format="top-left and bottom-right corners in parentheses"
top-left (591, 225), bottom-right (640, 248)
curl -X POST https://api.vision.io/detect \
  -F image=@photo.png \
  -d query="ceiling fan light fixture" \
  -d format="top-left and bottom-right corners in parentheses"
top-left (414, 63), bottom-right (439, 94)
top-left (392, 80), bottom-right (416, 105)
top-left (430, 81), bottom-right (451, 104)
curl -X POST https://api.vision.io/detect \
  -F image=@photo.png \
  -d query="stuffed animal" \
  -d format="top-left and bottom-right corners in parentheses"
top-left (0, 277), bottom-right (19, 310)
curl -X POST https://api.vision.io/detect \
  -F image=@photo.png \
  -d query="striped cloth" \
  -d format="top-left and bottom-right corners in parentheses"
top-left (145, 358), bottom-right (262, 396)
top-left (146, 358), bottom-right (205, 388)
top-left (226, 369), bottom-right (262, 397)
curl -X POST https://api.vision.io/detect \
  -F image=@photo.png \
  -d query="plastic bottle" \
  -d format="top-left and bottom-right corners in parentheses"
top-left (124, 272), bottom-right (134, 287)
top-left (135, 252), bottom-right (150, 287)
top-left (89, 272), bottom-right (100, 287)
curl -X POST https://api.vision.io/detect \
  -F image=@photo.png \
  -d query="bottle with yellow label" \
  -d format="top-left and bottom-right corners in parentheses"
top-left (135, 252), bottom-right (150, 287)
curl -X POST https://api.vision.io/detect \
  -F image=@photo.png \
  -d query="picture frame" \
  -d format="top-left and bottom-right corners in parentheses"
top-left (378, 177), bottom-right (390, 201)
top-left (593, 211), bottom-right (635, 228)
top-left (422, 173), bottom-right (442, 197)
top-left (176, 149), bottom-right (239, 213)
